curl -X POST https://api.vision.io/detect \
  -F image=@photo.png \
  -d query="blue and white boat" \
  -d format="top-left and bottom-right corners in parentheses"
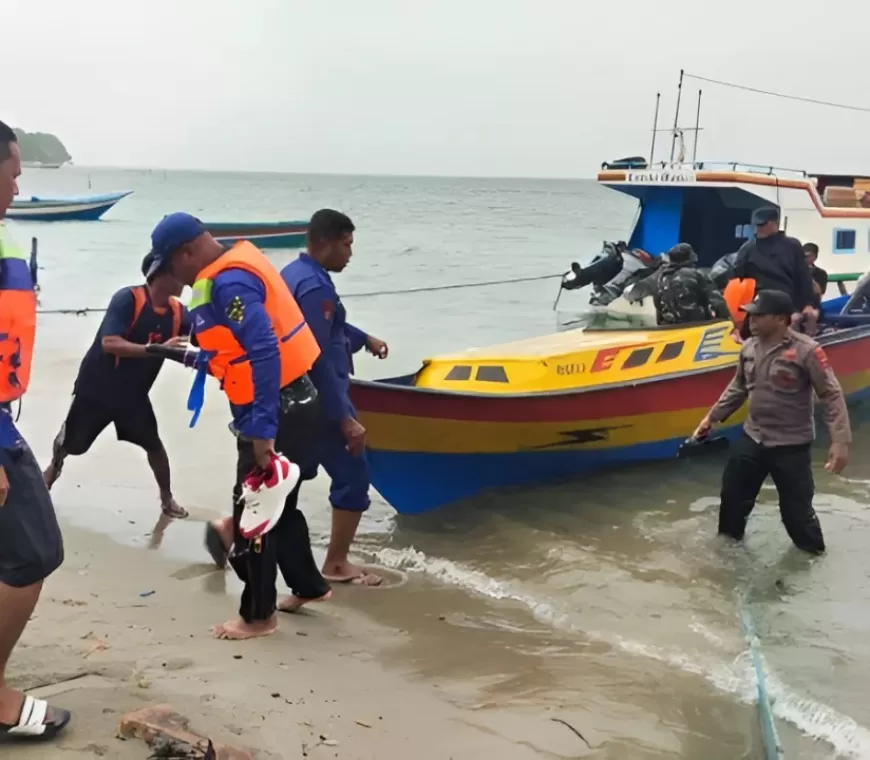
top-left (7, 191), bottom-right (133, 222)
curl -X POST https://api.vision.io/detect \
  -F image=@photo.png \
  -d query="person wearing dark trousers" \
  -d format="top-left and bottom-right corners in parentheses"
top-left (734, 207), bottom-right (817, 340)
top-left (694, 290), bottom-right (851, 554)
top-left (145, 212), bottom-right (329, 640)
top-left (803, 242), bottom-right (828, 310)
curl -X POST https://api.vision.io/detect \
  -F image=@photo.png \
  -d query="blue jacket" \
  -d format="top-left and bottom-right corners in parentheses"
top-left (191, 268), bottom-right (282, 440)
top-left (281, 254), bottom-right (367, 422)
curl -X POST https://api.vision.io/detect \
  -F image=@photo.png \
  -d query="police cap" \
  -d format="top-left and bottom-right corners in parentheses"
top-left (740, 289), bottom-right (794, 317)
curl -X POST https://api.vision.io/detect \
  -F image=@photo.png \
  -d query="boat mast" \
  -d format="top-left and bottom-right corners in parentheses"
top-left (649, 92), bottom-right (661, 166)
top-left (691, 89), bottom-right (703, 162)
top-left (668, 69), bottom-right (684, 165)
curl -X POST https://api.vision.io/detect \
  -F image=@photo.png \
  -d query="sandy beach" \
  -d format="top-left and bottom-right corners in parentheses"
top-left (8, 520), bottom-right (595, 760)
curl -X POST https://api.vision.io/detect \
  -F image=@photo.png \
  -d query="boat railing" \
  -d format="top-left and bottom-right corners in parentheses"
top-left (645, 160), bottom-right (810, 179)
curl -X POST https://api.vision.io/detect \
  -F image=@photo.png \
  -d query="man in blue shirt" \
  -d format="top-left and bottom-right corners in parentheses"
top-left (146, 213), bottom-right (328, 641)
top-left (282, 209), bottom-right (388, 587)
top-left (43, 253), bottom-right (190, 518)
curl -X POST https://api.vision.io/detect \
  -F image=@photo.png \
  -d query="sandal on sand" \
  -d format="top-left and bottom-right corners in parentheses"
top-left (205, 522), bottom-right (229, 569)
top-left (161, 499), bottom-right (189, 519)
top-left (323, 572), bottom-right (383, 587)
top-left (0, 696), bottom-right (71, 741)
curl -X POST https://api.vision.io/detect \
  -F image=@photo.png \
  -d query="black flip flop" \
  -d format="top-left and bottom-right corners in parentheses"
top-left (0, 696), bottom-right (71, 742)
top-left (205, 523), bottom-right (229, 569)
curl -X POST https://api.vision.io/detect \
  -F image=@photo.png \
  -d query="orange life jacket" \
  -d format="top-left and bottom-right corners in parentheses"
top-left (724, 277), bottom-right (756, 327)
top-left (127, 285), bottom-right (183, 340)
top-left (189, 241), bottom-right (320, 405)
top-left (0, 224), bottom-right (37, 403)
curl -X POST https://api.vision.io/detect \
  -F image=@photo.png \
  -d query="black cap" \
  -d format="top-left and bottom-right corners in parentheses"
top-left (751, 207), bottom-right (780, 226)
top-left (666, 243), bottom-right (697, 263)
top-left (740, 289), bottom-right (794, 317)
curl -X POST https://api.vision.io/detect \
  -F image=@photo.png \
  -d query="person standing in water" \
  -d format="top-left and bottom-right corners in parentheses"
top-left (0, 120), bottom-right (70, 742)
top-left (43, 253), bottom-right (190, 518)
top-left (281, 209), bottom-right (388, 586)
top-left (693, 290), bottom-right (850, 554)
top-left (147, 212), bottom-right (330, 640)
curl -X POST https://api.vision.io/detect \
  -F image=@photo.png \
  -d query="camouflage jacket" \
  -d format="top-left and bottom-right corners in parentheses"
top-left (653, 263), bottom-right (730, 325)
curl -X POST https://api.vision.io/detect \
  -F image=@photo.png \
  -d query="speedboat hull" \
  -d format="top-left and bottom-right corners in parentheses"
top-left (350, 321), bottom-right (870, 515)
top-left (7, 191), bottom-right (133, 222)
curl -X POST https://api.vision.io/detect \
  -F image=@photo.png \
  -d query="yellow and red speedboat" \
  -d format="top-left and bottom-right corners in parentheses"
top-left (350, 313), bottom-right (870, 515)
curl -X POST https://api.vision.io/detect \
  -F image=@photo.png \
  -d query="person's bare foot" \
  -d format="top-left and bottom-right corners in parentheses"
top-left (212, 615), bottom-right (277, 640)
top-left (322, 560), bottom-right (383, 587)
top-left (277, 589), bottom-right (333, 613)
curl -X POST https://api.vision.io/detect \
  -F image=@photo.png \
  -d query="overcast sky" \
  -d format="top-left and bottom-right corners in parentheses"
top-left (6, 0), bottom-right (868, 177)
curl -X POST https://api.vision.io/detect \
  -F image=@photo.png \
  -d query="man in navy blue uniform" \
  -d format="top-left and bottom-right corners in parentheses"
top-left (282, 209), bottom-right (387, 586)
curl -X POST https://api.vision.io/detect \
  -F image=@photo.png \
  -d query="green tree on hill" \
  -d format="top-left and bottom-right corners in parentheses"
top-left (13, 128), bottom-right (72, 164)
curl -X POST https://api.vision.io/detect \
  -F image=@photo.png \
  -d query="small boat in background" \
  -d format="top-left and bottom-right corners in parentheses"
top-left (204, 220), bottom-right (308, 250)
top-left (7, 191), bottom-right (133, 222)
top-left (21, 160), bottom-right (66, 169)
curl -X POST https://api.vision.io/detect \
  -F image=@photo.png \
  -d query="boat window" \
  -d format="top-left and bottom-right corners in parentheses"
top-left (734, 223), bottom-right (752, 240)
top-left (475, 366), bottom-right (509, 383)
top-left (622, 347), bottom-right (654, 369)
top-left (657, 341), bottom-right (685, 362)
top-left (833, 229), bottom-right (857, 254)
top-left (445, 365), bottom-right (472, 381)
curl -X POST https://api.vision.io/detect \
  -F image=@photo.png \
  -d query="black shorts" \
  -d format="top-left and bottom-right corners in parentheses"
top-left (56, 394), bottom-right (162, 456)
top-left (0, 442), bottom-right (64, 587)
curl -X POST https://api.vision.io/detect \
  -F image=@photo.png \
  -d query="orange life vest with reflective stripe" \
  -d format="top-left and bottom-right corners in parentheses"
top-left (724, 277), bottom-right (756, 327)
top-left (189, 241), bottom-right (320, 405)
top-left (0, 224), bottom-right (36, 403)
top-left (127, 285), bottom-right (183, 340)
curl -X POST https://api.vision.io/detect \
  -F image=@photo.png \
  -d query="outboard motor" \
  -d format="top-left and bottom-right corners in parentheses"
top-left (561, 241), bottom-right (624, 292)
top-left (591, 245), bottom-right (661, 306)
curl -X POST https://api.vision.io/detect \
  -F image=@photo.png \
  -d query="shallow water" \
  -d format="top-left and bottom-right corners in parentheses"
top-left (12, 167), bottom-right (870, 758)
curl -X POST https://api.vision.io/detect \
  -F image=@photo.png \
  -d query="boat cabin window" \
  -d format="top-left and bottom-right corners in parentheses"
top-left (475, 366), bottom-right (509, 383)
top-left (734, 223), bottom-right (752, 240)
top-left (833, 229), bottom-right (857, 254)
top-left (445, 365), bottom-right (472, 381)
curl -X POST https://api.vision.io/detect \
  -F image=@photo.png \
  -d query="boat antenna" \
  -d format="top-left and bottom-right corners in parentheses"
top-left (669, 69), bottom-right (684, 165)
top-left (691, 89), bottom-right (703, 162)
top-left (649, 92), bottom-right (661, 166)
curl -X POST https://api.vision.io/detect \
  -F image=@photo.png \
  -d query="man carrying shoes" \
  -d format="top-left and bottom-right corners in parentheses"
top-left (694, 289), bottom-right (850, 554)
top-left (145, 212), bottom-right (330, 640)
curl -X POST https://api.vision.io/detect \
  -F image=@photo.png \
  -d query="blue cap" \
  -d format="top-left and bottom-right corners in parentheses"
top-left (146, 212), bottom-right (206, 279)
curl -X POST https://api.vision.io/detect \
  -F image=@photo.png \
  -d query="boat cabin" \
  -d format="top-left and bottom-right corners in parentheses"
top-left (597, 162), bottom-right (870, 287)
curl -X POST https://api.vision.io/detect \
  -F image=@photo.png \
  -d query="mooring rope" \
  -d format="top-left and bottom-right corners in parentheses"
top-left (35, 271), bottom-right (565, 316)
top-left (738, 594), bottom-right (785, 759)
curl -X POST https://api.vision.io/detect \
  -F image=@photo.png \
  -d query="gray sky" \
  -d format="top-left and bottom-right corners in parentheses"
top-left (6, 0), bottom-right (868, 177)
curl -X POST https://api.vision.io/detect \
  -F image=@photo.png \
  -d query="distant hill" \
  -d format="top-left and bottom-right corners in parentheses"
top-left (13, 128), bottom-right (72, 165)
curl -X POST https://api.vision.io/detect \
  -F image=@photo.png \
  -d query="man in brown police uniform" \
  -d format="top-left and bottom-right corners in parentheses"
top-left (694, 289), bottom-right (850, 554)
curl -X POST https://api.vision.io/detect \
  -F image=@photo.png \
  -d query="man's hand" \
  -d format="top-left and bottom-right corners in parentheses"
top-left (0, 465), bottom-right (8, 507)
top-left (365, 336), bottom-right (389, 359)
top-left (251, 438), bottom-right (276, 470)
top-left (692, 415), bottom-right (713, 441)
top-left (825, 442), bottom-right (849, 474)
top-left (340, 417), bottom-right (366, 456)
top-left (730, 327), bottom-right (744, 345)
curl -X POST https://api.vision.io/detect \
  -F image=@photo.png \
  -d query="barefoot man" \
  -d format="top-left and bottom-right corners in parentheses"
top-left (148, 212), bottom-right (330, 640)
top-left (0, 120), bottom-right (71, 741)
top-left (43, 252), bottom-right (190, 518)
top-left (282, 209), bottom-right (387, 585)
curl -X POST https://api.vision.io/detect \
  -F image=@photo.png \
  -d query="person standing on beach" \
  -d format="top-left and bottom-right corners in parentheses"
top-left (147, 212), bottom-right (330, 640)
top-left (281, 209), bottom-right (388, 586)
top-left (693, 290), bottom-right (850, 554)
top-left (42, 253), bottom-right (190, 519)
top-left (0, 121), bottom-right (71, 741)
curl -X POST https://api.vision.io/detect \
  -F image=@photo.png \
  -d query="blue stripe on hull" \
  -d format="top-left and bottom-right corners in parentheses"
top-left (6, 202), bottom-right (121, 222)
top-left (368, 425), bottom-right (744, 515)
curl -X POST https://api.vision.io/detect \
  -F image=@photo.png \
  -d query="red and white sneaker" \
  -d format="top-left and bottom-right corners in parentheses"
top-left (238, 453), bottom-right (300, 540)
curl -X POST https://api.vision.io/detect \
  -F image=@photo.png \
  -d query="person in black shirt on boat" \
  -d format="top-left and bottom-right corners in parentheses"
top-left (803, 242), bottom-right (828, 308)
top-left (42, 253), bottom-right (191, 519)
top-left (733, 207), bottom-right (817, 337)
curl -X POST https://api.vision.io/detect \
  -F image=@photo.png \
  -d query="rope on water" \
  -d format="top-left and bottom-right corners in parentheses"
top-left (35, 272), bottom-right (565, 315)
top-left (738, 594), bottom-right (784, 760)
